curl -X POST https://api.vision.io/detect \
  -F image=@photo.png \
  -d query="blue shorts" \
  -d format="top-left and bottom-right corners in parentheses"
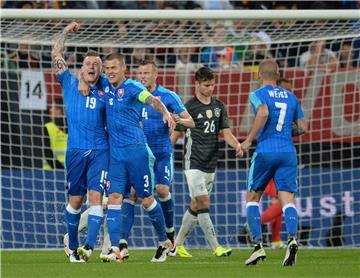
top-left (153, 152), bottom-right (173, 187)
top-left (65, 148), bottom-right (109, 196)
top-left (248, 152), bottom-right (298, 193)
top-left (107, 144), bottom-right (155, 198)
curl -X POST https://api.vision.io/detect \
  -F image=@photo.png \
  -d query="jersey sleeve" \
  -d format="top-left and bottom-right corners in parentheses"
top-left (219, 101), bottom-right (231, 130)
top-left (56, 70), bottom-right (76, 98)
top-left (168, 92), bottom-right (186, 114)
top-left (249, 91), bottom-right (265, 114)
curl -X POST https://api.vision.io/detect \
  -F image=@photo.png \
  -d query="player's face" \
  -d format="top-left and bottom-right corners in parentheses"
top-left (197, 79), bottom-right (215, 98)
top-left (104, 58), bottom-right (127, 87)
top-left (81, 56), bottom-right (102, 85)
top-left (137, 64), bottom-right (157, 89)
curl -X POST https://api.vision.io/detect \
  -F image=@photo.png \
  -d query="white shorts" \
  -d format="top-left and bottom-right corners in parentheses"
top-left (184, 169), bottom-right (215, 199)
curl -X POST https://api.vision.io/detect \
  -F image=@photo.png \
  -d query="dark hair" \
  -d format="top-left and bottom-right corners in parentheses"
top-left (195, 67), bottom-right (214, 82)
top-left (104, 53), bottom-right (125, 64)
top-left (138, 59), bottom-right (158, 70)
top-left (277, 77), bottom-right (290, 85)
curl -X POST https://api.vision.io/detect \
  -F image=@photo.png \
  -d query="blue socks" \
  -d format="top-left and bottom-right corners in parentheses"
top-left (159, 193), bottom-right (174, 232)
top-left (107, 205), bottom-right (122, 247)
top-left (246, 202), bottom-right (262, 243)
top-left (85, 205), bottom-right (103, 249)
top-left (65, 204), bottom-right (81, 250)
top-left (144, 200), bottom-right (167, 242)
top-left (120, 200), bottom-right (135, 242)
top-left (283, 203), bottom-right (298, 238)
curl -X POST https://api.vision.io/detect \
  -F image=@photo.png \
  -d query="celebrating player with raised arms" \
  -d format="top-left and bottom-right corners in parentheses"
top-left (242, 59), bottom-right (307, 266)
top-left (52, 22), bottom-right (109, 263)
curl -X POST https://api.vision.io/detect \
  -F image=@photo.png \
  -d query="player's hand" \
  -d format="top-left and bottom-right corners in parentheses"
top-left (163, 112), bottom-right (176, 132)
top-left (64, 22), bottom-right (80, 33)
top-left (172, 113), bottom-right (181, 124)
top-left (235, 143), bottom-right (244, 157)
top-left (241, 140), bottom-right (252, 153)
top-left (78, 71), bottom-right (90, 96)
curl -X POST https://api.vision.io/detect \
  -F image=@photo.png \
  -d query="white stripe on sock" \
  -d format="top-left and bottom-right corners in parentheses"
top-left (282, 203), bottom-right (296, 213)
top-left (66, 204), bottom-right (81, 214)
top-left (159, 193), bottom-right (171, 202)
top-left (88, 205), bottom-right (103, 217)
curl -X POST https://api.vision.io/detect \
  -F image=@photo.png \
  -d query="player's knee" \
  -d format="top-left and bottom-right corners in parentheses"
top-left (87, 190), bottom-right (103, 206)
top-left (195, 195), bottom-right (210, 209)
top-left (156, 185), bottom-right (169, 199)
top-left (68, 195), bottom-right (84, 210)
top-left (108, 192), bottom-right (123, 205)
top-left (246, 190), bottom-right (262, 203)
top-left (141, 195), bottom-right (155, 209)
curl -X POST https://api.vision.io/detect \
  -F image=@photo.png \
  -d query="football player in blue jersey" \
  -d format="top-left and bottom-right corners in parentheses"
top-left (52, 22), bottom-right (109, 263)
top-left (117, 59), bottom-right (194, 258)
top-left (97, 53), bottom-right (176, 263)
top-left (242, 59), bottom-right (307, 266)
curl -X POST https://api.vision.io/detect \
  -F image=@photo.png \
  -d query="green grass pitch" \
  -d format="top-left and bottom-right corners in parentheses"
top-left (2, 249), bottom-right (359, 277)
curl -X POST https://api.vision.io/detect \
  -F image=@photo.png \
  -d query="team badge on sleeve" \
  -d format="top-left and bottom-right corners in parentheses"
top-left (214, 108), bottom-right (221, 118)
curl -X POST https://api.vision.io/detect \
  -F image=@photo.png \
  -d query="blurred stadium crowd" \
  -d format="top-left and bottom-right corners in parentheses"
top-left (1, 1), bottom-right (359, 72)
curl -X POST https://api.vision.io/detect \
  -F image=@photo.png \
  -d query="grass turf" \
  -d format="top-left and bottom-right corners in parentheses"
top-left (1, 249), bottom-right (359, 277)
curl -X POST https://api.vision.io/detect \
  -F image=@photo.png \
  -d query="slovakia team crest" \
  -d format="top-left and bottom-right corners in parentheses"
top-left (98, 90), bottom-right (104, 97)
top-left (106, 180), bottom-right (111, 190)
top-left (117, 89), bottom-right (124, 97)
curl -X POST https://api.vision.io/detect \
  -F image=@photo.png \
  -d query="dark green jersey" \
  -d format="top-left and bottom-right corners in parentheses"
top-left (176, 96), bottom-right (230, 173)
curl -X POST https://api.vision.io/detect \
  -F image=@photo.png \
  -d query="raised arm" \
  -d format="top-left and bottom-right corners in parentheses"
top-left (51, 22), bottom-right (79, 74)
top-left (145, 95), bottom-right (176, 131)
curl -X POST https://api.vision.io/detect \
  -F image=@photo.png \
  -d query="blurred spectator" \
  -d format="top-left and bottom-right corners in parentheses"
top-left (99, 0), bottom-right (158, 9)
top-left (174, 38), bottom-right (200, 72)
top-left (7, 38), bottom-right (41, 69)
top-left (195, 0), bottom-right (233, 9)
top-left (299, 40), bottom-right (338, 71)
top-left (243, 31), bottom-right (273, 67)
top-left (127, 47), bottom-right (155, 70)
top-left (277, 77), bottom-right (292, 91)
top-left (43, 98), bottom-right (67, 170)
top-left (18, 1), bottom-right (35, 8)
top-left (35, 0), bottom-right (99, 9)
top-left (200, 23), bottom-right (238, 69)
top-left (227, 20), bottom-right (252, 63)
top-left (338, 41), bottom-right (356, 69)
top-left (101, 46), bottom-right (119, 60)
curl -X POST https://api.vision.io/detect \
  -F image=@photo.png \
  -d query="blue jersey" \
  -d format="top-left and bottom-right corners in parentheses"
top-left (104, 78), bottom-right (148, 149)
top-left (142, 84), bottom-right (186, 154)
top-left (57, 70), bottom-right (108, 150)
top-left (249, 85), bottom-right (304, 153)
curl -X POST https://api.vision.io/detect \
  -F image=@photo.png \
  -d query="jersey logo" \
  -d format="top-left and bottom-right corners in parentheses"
top-left (105, 86), bottom-right (110, 93)
top-left (117, 89), bottom-right (124, 97)
top-left (109, 98), bottom-right (114, 105)
top-left (98, 90), bottom-right (104, 97)
top-left (214, 108), bottom-right (221, 118)
top-left (206, 110), bottom-right (213, 119)
top-left (197, 113), bottom-right (203, 119)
